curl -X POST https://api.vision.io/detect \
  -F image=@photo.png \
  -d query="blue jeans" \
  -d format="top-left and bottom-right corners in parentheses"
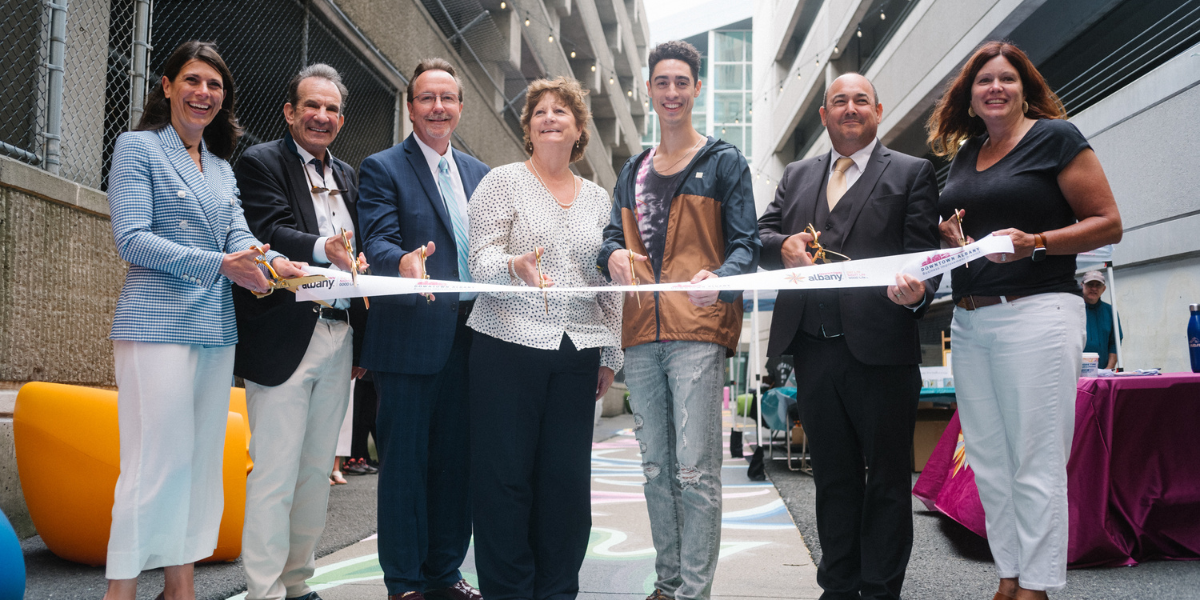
top-left (624, 341), bottom-right (726, 600)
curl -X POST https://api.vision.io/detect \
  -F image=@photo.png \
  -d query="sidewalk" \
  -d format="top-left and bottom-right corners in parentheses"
top-left (237, 411), bottom-right (820, 599)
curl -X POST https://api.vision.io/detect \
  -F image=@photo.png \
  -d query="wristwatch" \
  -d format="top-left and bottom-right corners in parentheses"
top-left (1031, 233), bottom-right (1047, 262)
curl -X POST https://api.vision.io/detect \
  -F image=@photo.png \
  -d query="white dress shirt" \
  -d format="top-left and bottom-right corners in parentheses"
top-left (827, 137), bottom-right (878, 192)
top-left (413, 134), bottom-right (470, 230)
top-left (295, 143), bottom-right (354, 309)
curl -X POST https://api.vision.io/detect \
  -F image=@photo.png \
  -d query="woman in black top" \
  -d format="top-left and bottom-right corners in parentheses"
top-left (927, 41), bottom-right (1121, 600)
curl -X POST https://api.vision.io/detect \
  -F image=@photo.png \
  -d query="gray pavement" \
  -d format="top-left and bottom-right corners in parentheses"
top-left (763, 457), bottom-right (1200, 599)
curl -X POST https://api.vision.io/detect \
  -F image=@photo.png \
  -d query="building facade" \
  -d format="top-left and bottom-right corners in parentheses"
top-left (0, 0), bottom-right (647, 536)
top-left (752, 0), bottom-right (1200, 372)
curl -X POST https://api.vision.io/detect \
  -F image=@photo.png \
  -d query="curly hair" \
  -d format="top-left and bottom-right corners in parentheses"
top-left (520, 77), bottom-right (591, 163)
top-left (136, 41), bottom-right (242, 159)
top-left (926, 40), bottom-right (1066, 158)
top-left (648, 40), bottom-right (702, 82)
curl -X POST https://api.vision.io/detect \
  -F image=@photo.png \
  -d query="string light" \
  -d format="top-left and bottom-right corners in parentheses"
top-left (815, 55), bottom-right (820, 66)
top-left (856, 26), bottom-right (862, 37)
top-left (833, 45), bottom-right (839, 54)
top-left (627, 90), bottom-right (633, 97)
top-left (796, 72), bottom-right (801, 80)
top-left (880, 8), bottom-right (886, 19)
top-left (499, 1), bottom-right (505, 7)
top-left (721, 127), bottom-right (726, 134)
top-left (525, 16), bottom-right (531, 26)
top-left (609, 76), bottom-right (615, 85)
top-left (570, 50), bottom-right (576, 58)
top-left (548, 34), bottom-right (554, 42)
top-left (591, 64), bottom-right (597, 72)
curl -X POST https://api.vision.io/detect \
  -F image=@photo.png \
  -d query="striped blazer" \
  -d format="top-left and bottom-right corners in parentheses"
top-left (108, 126), bottom-right (281, 346)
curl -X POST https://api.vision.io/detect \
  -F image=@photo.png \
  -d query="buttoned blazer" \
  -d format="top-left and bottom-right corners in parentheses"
top-left (107, 127), bottom-right (280, 346)
top-left (757, 142), bottom-right (940, 365)
top-left (231, 135), bottom-right (367, 386)
top-left (356, 134), bottom-right (490, 375)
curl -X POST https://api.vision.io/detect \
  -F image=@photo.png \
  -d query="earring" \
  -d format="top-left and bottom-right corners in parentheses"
top-left (575, 139), bottom-right (580, 148)
top-left (526, 141), bottom-right (533, 154)
top-left (1022, 100), bottom-right (1029, 113)
top-left (967, 106), bottom-right (976, 118)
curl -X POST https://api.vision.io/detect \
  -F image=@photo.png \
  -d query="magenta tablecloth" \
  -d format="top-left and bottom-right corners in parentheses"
top-left (912, 373), bottom-right (1200, 568)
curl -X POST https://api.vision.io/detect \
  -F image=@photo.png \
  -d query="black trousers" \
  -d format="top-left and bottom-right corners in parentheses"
top-left (789, 333), bottom-right (919, 600)
top-left (469, 332), bottom-right (600, 600)
top-left (350, 371), bottom-right (377, 462)
top-left (374, 316), bottom-right (473, 595)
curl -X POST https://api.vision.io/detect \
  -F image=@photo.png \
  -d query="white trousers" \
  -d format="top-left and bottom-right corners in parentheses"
top-left (242, 320), bottom-right (352, 600)
top-left (951, 293), bottom-right (1085, 592)
top-left (107, 341), bottom-right (235, 580)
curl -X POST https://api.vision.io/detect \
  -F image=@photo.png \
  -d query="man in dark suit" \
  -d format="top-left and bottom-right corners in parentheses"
top-left (757, 73), bottom-right (940, 600)
top-left (356, 58), bottom-right (489, 600)
top-left (232, 63), bottom-right (368, 600)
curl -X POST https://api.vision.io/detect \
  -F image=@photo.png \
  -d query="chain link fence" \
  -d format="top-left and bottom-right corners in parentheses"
top-left (1, 0), bottom-right (398, 192)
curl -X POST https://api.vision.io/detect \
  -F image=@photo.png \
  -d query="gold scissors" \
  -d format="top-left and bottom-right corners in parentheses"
top-left (952, 209), bottom-right (969, 269)
top-left (250, 245), bottom-right (331, 306)
top-left (803, 224), bottom-right (851, 264)
top-left (417, 243), bottom-right (432, 302)
top-left (628, 250), bottom-right (642, 308)
top-left (341, 228), bottom-right (369, 307)
top-left (535, 248), bottom-right (549, 314)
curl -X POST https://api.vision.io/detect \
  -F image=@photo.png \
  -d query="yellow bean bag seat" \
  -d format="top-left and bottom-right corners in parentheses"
top-left (13, 382), bottom-right (253, 566)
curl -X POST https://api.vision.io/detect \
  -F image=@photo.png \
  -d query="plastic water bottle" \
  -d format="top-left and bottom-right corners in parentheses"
top-left (1190, 303), bottom-right (1200, 373)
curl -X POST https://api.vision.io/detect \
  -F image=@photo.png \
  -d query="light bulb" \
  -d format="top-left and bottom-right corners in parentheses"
top-left (796, 72), bottom-right (801, 80)
top-left (721, 127), bottom-right (726, 134)
top-left (525, 17), bottom-right (531, 26)
top-left (548, 35), bottom-right (554, 42)
top-left (591, 64), bottom-right (597, 72)
top-left (570, 51), bottom-right (576, 58)
top-left (856, 27), bottom-right (862, 38)
top-left (499, 1), bottom-right (505, 8)
top-left (834, 45), bottom-right (839, 54)
top-left (627, 90), bottom-right (633, 97)
top-left (748, 109), bottom-right (753, 115)
top-left (880, 9), bottom-right (886, 19)
top-left (609, 76), bottom-right (615, 85)
top-left (815, 56), bottom-right (820, 65)
top-left (779, 84), bottom-right (783, 91)
top-left (734, 118), bottom-right (739, 124)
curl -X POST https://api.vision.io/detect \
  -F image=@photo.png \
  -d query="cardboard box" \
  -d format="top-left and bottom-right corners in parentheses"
top-left (912, 407), bottom-right (954, 472)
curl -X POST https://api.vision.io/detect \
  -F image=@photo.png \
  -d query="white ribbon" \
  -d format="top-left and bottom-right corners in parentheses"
top-left (294, 235), bottom-right (1014, 302)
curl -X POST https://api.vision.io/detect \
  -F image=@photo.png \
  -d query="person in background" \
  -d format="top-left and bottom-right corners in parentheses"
top-left (928, 40), bottom-right (1122, 600)
top-left (343, 372), bottom-right (379, 475)
top-left (232, 62), bottom-right (367, 600)
top-left (758, 71), bottom-right (940, 600)
top-left (103, 40), bottom-right (305, 600)
top-left (1080, 271), bottom-right (1121, 369)
top-left (357, 58), bottom-right (489, 600)
top-left (467, 76), bottom-right (622, 600)
top-left (599, 40), bottom-right (759, 600)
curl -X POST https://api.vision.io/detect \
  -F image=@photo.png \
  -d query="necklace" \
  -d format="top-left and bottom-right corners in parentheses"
top-left (655, 136), bottom-right (704, 174)
top-left (528, 159), bottom-right (579, 209)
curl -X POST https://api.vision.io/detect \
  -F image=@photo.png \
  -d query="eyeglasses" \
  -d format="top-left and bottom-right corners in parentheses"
top-left (413, 93), bottom-right (461, 107)
top-left (804, 224), bottom-right (851, 264)
top-left (535, 248), bottom-right (549, 314)
top-left (302, 160), bottom-right (348, 196)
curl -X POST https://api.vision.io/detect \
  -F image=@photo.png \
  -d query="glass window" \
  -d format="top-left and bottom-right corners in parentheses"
top-left (714, 92), bottom-right (744, 123)
top-left (743, 126), bottom-right (752, 159)
top-left (692, 113), bottom-right (707, 134)
top-left (719, 125), bottom-right (743, 150)
top-left (715, 64), bottom-right (744, 91)
top-left (716, 32), bottom-right (743, 62)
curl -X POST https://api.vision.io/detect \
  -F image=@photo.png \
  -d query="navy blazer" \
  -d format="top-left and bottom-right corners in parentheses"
top-left (231, 133), bottom-right (367, 386)
top-left (357, 134), bottom-right (490, 375)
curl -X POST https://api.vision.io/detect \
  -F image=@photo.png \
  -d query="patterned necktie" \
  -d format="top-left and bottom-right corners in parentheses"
top-left (436, 157), bottom-right (474, 299)
top-left (827, 157), bottom-right (855, 210)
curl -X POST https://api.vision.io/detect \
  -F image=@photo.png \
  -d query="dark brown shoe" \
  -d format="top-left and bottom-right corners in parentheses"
top-left (646, 590), bottom-right (674, 600)
top-left (425, 579), bottom-right (482, 600)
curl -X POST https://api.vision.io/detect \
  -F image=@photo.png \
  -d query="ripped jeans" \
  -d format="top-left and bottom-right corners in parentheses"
top-left (624, 341), bottom-right (726, 600)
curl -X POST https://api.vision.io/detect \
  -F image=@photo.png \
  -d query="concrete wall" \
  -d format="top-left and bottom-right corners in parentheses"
top-left (0, 155), bottom-right (122, 537)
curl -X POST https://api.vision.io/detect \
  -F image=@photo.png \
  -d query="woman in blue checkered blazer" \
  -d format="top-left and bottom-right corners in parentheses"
top-left (103, 41), bottom-right (306, 600)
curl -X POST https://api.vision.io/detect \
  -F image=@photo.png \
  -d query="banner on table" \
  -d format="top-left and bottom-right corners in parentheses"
top-left (294, 235), bottom-right (1013, 302)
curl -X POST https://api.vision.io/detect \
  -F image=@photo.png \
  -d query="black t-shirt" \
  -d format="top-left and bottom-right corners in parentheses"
top-left (938, 119), bottom-right (1090, 300)
top-left (638, 160), bottom-right (689, 277)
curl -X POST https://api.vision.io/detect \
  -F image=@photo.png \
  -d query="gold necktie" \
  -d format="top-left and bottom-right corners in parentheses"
top-left (827, 157), bottom-right (854, 210)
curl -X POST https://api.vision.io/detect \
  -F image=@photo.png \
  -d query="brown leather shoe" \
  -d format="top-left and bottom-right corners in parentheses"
top-left (388, 592), bottom-right (426, 600)
top-left (424, 579), bottom-right (482, 600)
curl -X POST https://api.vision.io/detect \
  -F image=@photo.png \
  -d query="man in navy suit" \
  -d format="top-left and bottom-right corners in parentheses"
top-left (356, 58), bottom-right (490, 600)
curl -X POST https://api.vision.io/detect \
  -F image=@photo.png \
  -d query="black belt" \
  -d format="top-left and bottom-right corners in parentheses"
top-left (458, 300), bottom-right (475, 316)
top-left (315, 306), bottom-right (349, 322)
